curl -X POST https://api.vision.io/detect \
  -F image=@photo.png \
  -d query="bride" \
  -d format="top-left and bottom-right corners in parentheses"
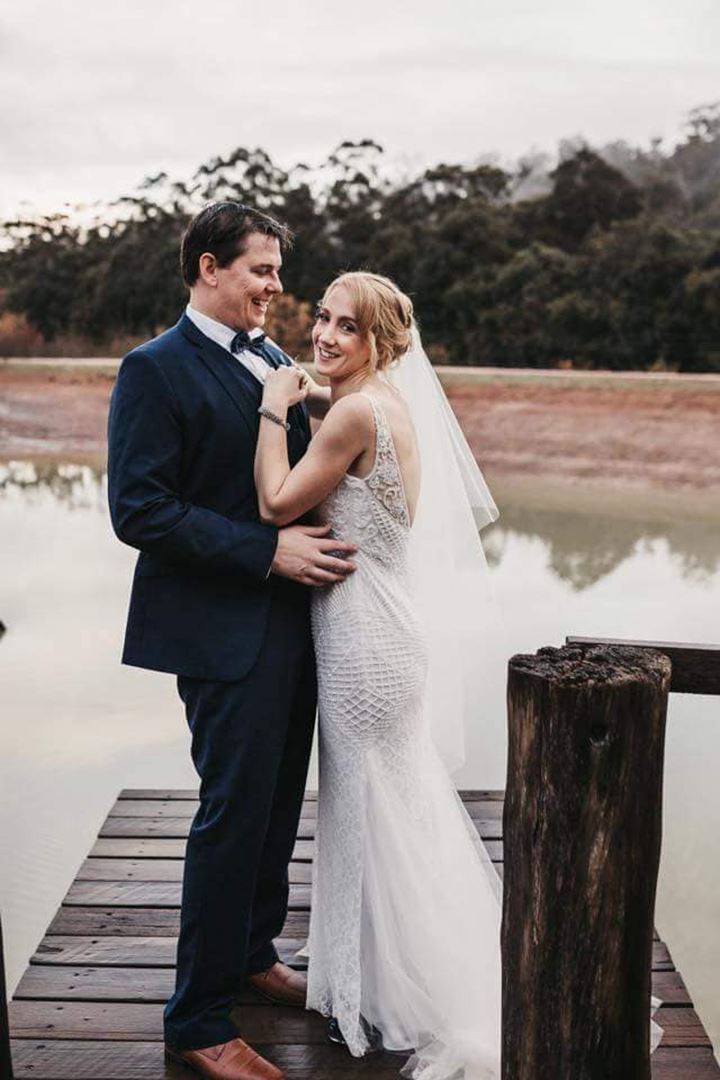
top-left (253, 271), bottom-right (502, 1080)
top-left (254, 270), bottom-right (663, 1078)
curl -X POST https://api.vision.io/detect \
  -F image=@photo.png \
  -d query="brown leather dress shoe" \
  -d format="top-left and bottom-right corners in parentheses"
top-left (165, 1037), bottom-right (284, 1080)
top-left (246, 961), bottom-right (307, 1007)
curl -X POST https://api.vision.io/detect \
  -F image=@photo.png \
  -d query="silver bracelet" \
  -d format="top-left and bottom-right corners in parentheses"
top-left (257, 405), bottom-right (290, 432)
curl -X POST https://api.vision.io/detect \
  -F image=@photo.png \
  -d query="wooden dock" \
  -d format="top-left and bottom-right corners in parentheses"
top-left (8, 789), bottom-right (720, 1078)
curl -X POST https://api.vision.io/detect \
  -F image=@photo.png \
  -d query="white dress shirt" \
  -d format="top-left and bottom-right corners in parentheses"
top-left (185, 304), bottom-right (272, 384)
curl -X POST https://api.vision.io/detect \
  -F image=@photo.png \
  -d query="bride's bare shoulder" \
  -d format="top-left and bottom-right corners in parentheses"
top-left (324, 393), bottom-right (375, 426)
top-left (317, 393), bottom-right (375, 441)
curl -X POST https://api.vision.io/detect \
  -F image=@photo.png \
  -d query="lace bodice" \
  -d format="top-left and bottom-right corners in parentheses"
top-left (316, 393), bottom-right (410, 571)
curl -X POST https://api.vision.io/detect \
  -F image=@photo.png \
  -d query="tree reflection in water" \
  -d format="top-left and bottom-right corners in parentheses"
top-left (0, 460), bottom-right (105, 510)
top-left (1, 459), bottom-right (717, 591)
top-left (483, 504), bottom-right (719, 590)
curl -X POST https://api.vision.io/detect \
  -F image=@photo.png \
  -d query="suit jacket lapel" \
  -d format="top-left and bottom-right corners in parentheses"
top-left (179, 314), bottom-right (259, 440)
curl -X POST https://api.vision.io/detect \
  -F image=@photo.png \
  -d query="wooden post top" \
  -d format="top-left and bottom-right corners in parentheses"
top-left (509, 643), bottom-right (672, 689)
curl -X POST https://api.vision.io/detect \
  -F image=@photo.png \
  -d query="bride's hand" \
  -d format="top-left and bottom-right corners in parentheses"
top-left (291, 361), bottom-right (331, 419)
top-left (263, 366), bottom-right (308, 411)
top-left (292, 362), bottom-right (321, 396)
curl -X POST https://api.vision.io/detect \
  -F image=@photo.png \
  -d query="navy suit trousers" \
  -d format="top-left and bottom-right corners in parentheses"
top-left (163, 584), bottom-right (316, 1050)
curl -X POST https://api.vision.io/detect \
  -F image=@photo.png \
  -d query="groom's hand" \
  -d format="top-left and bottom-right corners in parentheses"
top-left (271, 524), bottom-right (357, 586)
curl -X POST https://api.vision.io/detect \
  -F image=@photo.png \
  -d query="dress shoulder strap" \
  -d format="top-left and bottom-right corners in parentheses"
top-left (357, 391), bottom-right (390, 443)
top-left (356, 392), bottom-right (410, 527)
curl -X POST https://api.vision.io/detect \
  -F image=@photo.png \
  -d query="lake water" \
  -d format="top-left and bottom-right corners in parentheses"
top-left (1, 459), bottom-right (718, 1050)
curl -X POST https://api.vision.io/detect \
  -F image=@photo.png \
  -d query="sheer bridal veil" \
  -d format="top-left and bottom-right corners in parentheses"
top-left (388, 326), bottom-right (663, 1059)
top-left (387, 324), bottom-right (501, 775)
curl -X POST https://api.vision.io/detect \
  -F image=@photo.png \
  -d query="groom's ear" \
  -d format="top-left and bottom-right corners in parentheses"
top-left (197, 252), bottom-right (219, 287)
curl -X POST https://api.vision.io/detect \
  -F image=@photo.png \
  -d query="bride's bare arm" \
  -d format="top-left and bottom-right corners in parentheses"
top-left (254, 368), bottom-right (370, 527)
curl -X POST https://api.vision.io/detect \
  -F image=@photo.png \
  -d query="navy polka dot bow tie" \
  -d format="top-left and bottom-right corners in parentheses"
top-left (230, 330), bottom-right (267, 356)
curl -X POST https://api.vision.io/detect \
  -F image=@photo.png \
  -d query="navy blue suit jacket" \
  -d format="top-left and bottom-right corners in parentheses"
top-left (107, 314), bottom-right (311, 681)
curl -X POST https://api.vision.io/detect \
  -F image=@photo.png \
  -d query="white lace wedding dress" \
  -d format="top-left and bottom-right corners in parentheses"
top-left (307, 394), bottom-right (503, 1080)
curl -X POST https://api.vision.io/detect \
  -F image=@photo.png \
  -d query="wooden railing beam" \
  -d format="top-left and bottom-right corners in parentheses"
top-left (566, 637), bottom-right (720, 695)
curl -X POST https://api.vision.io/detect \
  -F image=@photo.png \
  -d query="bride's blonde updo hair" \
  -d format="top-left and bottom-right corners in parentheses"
top-left (323, 271), bottom-right (414, 371)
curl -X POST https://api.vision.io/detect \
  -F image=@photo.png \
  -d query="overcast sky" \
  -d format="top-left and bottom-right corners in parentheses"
top-left (1, 0), bottom-right (718, 218)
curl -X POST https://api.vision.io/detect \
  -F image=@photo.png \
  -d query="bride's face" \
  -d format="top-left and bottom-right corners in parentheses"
top-left (312, 286), bottom-right (372, 380)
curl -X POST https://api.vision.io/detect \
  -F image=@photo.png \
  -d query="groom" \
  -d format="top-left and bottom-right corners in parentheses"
top-left (108, 202), bottom-right (356, 1080)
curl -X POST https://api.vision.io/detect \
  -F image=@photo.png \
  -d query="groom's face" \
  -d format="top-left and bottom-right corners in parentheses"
top-left (214, 232), bottom-right (283, 331)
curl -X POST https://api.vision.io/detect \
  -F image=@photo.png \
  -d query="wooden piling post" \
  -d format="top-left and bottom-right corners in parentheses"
top-left (502, 644), bottom-right (670, 1080)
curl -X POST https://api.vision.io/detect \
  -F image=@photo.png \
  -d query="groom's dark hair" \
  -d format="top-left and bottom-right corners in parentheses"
top-left (181, 202), bottom-right (293, 287)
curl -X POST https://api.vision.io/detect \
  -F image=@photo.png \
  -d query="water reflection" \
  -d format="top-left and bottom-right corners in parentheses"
top-left (0, 460), bottom-right (105, 510)
top-left (484, 504), bottom-right (719, 590)
top-left (1, 460), bottom-right (718, 589)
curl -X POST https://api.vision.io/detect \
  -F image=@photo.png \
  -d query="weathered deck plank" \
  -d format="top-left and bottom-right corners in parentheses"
top-left (99, 816), bottom-right (318, 840)
top-left (8, 1001), bottom-right (708, 1044)
top-left (107, 798), bottom-right (504, 820)
top-left (89, 838), bottom-right (316, 860)
top-left (9, 790), bottom-right (718, 1079)
top-left (29, 937), bottom-right (306, 970)
top-left (98, 815), bottom-right (504, 841)
top-left (63, 881), bottom-right (313, 908)
top-left (14, 961), bottom-right (689, 1009)
top-left (75, 858), bottom-right (315, 884)
top-left (30, 938), bottom-right (687, 992)
top-left (46, 908), bottom-right (311, 938)
top-left (13, 991), bottom-right (698, 1050)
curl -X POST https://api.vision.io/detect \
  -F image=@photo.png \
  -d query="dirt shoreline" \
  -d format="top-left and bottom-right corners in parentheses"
top-left (2, 362), bottom-right (719, 521)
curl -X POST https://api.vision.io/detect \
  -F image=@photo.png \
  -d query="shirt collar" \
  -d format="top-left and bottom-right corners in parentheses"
top-left (185, 304), bottom-right (265, 354)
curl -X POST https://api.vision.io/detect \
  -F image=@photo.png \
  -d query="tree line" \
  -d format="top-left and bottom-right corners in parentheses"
top-left (1, 104), bottom-right (719, 370)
